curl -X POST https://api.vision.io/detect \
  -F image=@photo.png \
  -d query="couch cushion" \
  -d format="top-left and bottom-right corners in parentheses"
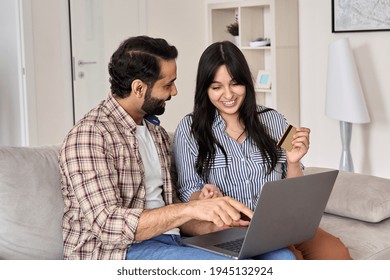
top-left (305, 167), bottom-right (390, 223)
top-left (320, 213), bottom-right (390, 260)
top-left (0, 145), bottom-right (64, 259)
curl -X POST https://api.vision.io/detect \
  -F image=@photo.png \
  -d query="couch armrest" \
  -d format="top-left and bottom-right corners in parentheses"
top-left (0, 145), bottom-right (64, 259)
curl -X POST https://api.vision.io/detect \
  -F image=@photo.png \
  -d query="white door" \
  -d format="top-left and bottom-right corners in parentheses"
top-left (69, 0), bottom-right (144, 123)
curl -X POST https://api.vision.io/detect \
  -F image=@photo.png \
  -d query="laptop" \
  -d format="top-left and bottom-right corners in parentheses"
top-left (180, 170), bottom-right (339, 259)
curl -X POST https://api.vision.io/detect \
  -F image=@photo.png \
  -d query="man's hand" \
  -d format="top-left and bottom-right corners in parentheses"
top-left (186, 196), bottom-right (253, 228)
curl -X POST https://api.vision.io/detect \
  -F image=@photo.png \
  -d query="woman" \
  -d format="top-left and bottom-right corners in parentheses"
top-left (173, 41), bottom-right (352, 260)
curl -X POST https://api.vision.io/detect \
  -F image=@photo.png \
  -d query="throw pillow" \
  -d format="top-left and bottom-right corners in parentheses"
top-left (305, 167), bottom-right (390, 223)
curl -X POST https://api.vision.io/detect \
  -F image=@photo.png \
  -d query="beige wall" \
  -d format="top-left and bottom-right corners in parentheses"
top-left (152, 0), bottom-right (390, 179)
top-left (299, 0), bottom-right (390, 178)
top-left (5, 0), bottom-right (389, 178)
top-left (145, 0), bottom-right (208, 133)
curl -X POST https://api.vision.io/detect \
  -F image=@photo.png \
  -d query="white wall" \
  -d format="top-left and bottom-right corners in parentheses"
top-left (152, 0), bottom-right (390, 179)
top-left (145, 0), bottom-right (208, 133)
top-left (299, 0), bottom-right (390, 178)
top-left (0, 0), bottom-right (25, 146)
top-left (2, 0), bottom-right (389, 179)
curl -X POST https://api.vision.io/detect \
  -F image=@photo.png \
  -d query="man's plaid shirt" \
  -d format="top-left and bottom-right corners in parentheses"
top-left (59, 95), bottom-right (176, 259)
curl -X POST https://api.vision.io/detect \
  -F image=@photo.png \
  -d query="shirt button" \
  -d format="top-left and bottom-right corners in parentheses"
top-left (241, 158), bottom-right (245, 162)
top-left (246, 180), bottom-right (250, 184)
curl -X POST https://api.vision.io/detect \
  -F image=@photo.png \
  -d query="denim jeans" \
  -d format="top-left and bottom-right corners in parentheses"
top-left (125, 234), bottom-right (296, 260)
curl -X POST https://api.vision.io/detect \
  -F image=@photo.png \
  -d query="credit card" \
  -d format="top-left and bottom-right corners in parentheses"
top-left (277, 124), bottom-right (296, 151)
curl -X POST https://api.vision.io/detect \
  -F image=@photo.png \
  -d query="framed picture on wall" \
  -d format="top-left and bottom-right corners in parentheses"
top-left (332, 0), bottom-right (390, 32)
top-left (256, 70), bottom-right (271, 90)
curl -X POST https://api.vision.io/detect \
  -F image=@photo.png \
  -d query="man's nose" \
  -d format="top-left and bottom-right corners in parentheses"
top-left (171, 84), bottom-right (178, 96)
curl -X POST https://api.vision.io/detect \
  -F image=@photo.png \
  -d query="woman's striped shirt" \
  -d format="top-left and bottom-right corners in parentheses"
top-left (173, 105), bottom-right (290, 211)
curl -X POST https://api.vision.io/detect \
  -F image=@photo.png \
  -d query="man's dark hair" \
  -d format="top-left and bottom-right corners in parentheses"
top-left (108, 36), bottom-right (178, 98)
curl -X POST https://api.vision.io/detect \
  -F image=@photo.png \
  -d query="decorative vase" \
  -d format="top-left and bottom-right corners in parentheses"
top-left (234, 36), bottom-right (240, 47)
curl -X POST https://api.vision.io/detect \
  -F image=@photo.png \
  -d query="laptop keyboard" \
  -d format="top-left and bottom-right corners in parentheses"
top-left (214, 238), bottom-right (244, 253)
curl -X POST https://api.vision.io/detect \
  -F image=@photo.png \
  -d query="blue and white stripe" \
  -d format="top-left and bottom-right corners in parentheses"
top-left (173, 105), bottom-right (290, 210)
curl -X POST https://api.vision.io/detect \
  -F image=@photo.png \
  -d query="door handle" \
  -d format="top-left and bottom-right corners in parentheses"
top-left (78, 60), bottom-right (97, 66)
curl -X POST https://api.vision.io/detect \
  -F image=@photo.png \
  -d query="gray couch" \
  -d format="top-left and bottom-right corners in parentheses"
top-left (1, 145), bottom-right (390, 259)
top-left (305, 167), bottom-right (390, 259)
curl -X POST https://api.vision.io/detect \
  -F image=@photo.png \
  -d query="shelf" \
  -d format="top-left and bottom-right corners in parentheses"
top-left (255, 88), bottom-right (272, 93)
top-left (240, 46), bottom-right (271, 50)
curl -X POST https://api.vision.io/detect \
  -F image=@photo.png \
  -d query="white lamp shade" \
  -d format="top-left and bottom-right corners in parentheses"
top-left (325, 38), bottom-right (370, 124)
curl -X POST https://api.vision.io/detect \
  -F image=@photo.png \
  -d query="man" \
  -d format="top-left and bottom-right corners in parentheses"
top-left (59, 36), bottom-right (292, 260)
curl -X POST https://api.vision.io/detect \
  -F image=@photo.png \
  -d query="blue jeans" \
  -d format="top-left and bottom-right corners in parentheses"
top-left (126, 234), bottom-right (295, 260)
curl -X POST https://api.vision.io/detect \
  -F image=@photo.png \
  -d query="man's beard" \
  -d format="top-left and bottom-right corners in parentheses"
top-left (141, 89), bottom-right (168, 116)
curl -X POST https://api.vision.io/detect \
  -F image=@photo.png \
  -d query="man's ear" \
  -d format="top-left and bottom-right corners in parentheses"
top-left (131, 79), bottom-right (146, 97)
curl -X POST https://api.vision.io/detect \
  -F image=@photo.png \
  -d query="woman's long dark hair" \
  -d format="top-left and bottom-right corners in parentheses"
top-left (191, 41), bottom-right (279, 181)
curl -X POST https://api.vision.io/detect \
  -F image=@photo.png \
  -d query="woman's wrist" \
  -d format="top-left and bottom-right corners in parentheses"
top-left (287, 162), bottom-right (303, 177)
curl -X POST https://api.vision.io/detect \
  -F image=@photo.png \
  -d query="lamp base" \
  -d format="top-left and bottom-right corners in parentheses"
top-left (339, 121), bottom-right (354, 172)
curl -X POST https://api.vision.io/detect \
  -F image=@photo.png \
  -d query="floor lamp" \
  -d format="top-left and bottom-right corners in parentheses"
top-left (325, 38), bottom-right (370, 172)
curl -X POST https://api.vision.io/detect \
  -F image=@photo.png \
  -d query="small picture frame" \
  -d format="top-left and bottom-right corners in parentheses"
top-left (256, 70), bottom-right (271, 90)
